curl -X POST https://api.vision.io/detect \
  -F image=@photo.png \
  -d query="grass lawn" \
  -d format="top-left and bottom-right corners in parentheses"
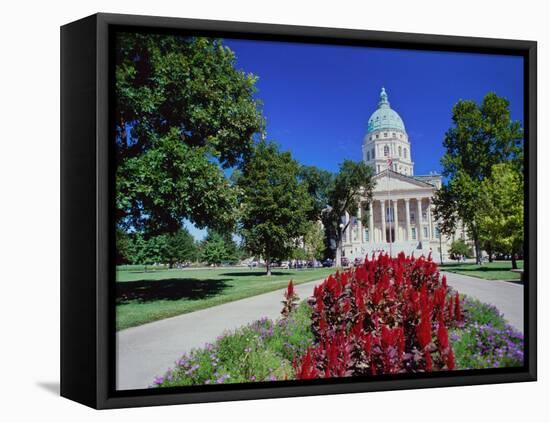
top-left (440, 260), bottom-right (524, 281)
top-left (116, 266), bottom-right (335, 331)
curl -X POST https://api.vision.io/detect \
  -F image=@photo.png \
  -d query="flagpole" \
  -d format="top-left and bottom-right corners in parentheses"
top-left (387, 156), bottom-right (392, 257)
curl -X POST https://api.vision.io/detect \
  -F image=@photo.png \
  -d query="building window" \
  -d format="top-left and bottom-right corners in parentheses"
top-left (423, 226), bottom-right (429, 238)
top-left (384, 132), bottom-right (388, 137)
top-left (411, 228), bottom-right (416, 240)
top-left (372, 148), bottom-right (375, 158)
top-left (392, 132), bottom-right (396, 138)
top-left (435, 227), bottom-right (441, 239)
top-left (364, 228), bottom-right (369, 242)
top-left (422, 211), bottom-right (427, 221)
top-left (376, 134), bottom-right (379, 139)
top-left (384, 145), bottom-right (389, 156)
top-left (404, 148), bottom-right (408, 158)
top-left (398, 146), bottom-right (402, 157)
top-left (410, 211), bottom-right (415, 223)
top-left (366, 151), bottom-right (370, 161)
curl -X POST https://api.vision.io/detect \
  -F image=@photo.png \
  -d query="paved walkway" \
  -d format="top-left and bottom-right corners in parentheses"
top-left (116, 278), bottom-right (324, 391)
top-left (442, 271), bottom-right (523, 332)
top-left (117, 272), bottom-right (524, 390)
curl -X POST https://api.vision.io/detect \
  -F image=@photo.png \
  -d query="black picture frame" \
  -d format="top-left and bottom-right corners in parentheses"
top-left (61, 12), bottom-right (537, 409)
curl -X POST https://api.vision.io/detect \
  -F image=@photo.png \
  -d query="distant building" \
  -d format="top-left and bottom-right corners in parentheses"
top-left (342, 88), bottom-right (468, 261)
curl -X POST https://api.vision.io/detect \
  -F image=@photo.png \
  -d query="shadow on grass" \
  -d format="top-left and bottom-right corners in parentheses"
top-left (441, 264), bottom-right (518, 273)
top-left (116, 278), bottom-right (231, 304)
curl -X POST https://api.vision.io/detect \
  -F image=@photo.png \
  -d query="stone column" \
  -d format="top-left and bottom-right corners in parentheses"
top-left (393, 199), bottom-right (399, 242)
top-left (427, 198), bottom-right (433, 240)
top-left (368, 201), bottom-right (374, 243)
top-left (416, 198), bottom-right (423, 243)
top-left (380, 200), bottom-right (386, 243)
top-left (357, 203), bottom-right (363, 243)
top-left (405, 198), bottom-right (411, 241)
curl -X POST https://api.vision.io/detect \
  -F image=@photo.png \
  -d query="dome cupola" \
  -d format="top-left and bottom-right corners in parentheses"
top-left (367, 87), bottom-right (406, 133)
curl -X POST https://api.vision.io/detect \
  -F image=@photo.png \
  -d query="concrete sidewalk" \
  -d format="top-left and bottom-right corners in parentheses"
top-left (116, 278), bottom-right (323, 391)
top-left (442, 271), bottom-right (523, 332)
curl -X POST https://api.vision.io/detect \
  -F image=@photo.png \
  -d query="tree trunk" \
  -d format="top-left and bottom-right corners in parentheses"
top-left (473, 232), bottom-right (482, 265)
top-left (335, 239), bottom-right (342, 267)
top-left (511, 253), bottom-right (518, 270)
top-left (266, 256), bottom-right (272, 276)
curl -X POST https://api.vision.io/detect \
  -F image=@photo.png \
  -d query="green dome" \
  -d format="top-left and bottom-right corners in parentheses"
top-left (367, 87), bottom-right (406, 133)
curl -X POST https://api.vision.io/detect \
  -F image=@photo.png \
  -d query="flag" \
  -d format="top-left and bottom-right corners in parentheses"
top-left (387, 157), bottom-right (393, 169)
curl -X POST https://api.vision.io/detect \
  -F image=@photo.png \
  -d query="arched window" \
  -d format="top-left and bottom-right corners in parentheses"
top-left (398, 146), bottom-right (402, 157)
top-left (366, 151), bottom-right (370, 161)
top-left (404, 148), bottom-right (408, 158)
top-left (372, 148), bottom-right (375, 158)
top-left (384, 145), bottom-right (389, 157)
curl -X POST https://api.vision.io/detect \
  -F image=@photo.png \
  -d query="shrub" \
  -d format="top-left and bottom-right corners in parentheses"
top-left (294, 252), bottom-right (463, 379)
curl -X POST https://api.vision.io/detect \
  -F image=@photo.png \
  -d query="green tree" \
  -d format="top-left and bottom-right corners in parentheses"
top-left (478, 163), bottom-right (523, 269)
top-left (163, 228), bottom-right (198, 268)
top-left (298, 165), bottom-right (334, 220)
top-left (434, 93), bottom-right (523, 264)
top-left (116, 228), bottom-right (132, 265)
top-left (323, 161), bottom-right (375, 267)
top-left (237, 141), bottom-right (313, 276)
top-left (448, 239), bottom-right (472, 262)
top-left (303, 221), bottom-right (326, 260)
top-left (200, 230), bottom-right (232, 266)
top-left (114, 33), bottom-right (264, 236)
top-left (127, 233), bottom-right (165, 271)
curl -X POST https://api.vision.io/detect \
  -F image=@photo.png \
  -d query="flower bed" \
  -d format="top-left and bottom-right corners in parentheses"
top-left (151, 301), bottom-right (314, 387)
top-left (152, 253), bottom-right (523, 388)
top-left (294, 252), bottom-right (461, 378)
top-left (451, 297), bottom-right (523, 369)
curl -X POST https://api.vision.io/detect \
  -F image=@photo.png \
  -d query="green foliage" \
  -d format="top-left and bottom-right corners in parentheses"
top-left (322, 160), bottom-right (375, 265)
top-left (237, 141), bottom-right (313, 275)
top-left (298, 165), bottom-right (334, 220)
top-left (200, 230), bottom-right (236, 265)
top-left (162, 229), bottom-right (198, 267)
top-left (114, 33), bottom-right (264, 236)
top-left (434, 93), bottom-right (523, 263)
top-left (477, 163), bottom-right (523, 267)
top-left (303, 221), bottom-right (326, 260)
top-left (448, 239), bottom-right (472, 261)
top-left (153, 302), bottom-right (314, 386)
top-left (122, 228), bottom-right (197, 268)
top-left (116, 228), bottom-right (132, 265)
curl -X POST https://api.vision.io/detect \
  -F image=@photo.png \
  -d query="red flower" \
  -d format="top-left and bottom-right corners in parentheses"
top-left (454, 292), bottom-right (462, 321)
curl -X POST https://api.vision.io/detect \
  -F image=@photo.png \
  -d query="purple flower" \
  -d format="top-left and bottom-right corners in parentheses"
top-left (153, 376), bottom-right (164, 385)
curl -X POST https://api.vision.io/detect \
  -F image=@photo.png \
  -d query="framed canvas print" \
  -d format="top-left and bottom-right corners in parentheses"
top-left (60, 13), bottom-right (537, 409)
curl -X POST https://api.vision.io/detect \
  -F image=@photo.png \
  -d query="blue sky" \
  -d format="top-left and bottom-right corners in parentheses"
top-left (186, 38), bottom-right (524, 241)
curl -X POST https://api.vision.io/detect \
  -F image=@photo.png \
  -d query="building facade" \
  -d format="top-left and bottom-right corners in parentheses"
top-left (342, 88), bottom-right (466, 261)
